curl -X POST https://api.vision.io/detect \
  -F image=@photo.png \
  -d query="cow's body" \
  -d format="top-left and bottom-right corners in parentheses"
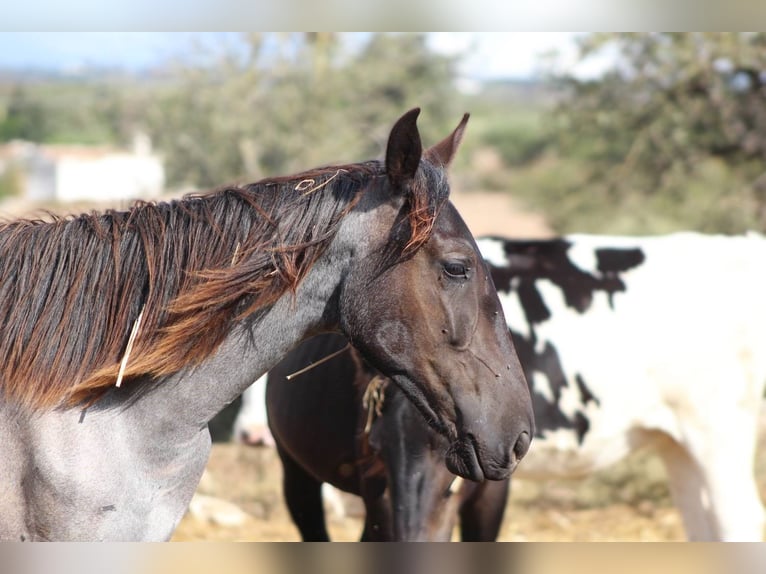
top-left (232, 375), bottom-right (274, 447)
top-left (481, 232), bottom-right (766, 541)
top-left (232, 232), bottom-right (766, 541)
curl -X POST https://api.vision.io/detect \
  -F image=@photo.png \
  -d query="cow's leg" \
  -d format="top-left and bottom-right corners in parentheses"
top-left (655, 434), bottom-right (717, 540)
top-left (278, 446), bottom-right (330, 541)
top-left (321, 484), bottom-right (347, 519)
top-left (658, 412), bottom-right (765, 541)
top-left (686, 412), bottom-right (764, 541)
top-left (459, 478), bottom-right (510, 541)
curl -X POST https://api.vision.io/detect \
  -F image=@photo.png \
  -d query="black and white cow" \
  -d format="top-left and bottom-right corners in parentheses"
top-left (480, 232), bottom-right (766, 541)
top-left (233, 232), bottom-right (766, 541)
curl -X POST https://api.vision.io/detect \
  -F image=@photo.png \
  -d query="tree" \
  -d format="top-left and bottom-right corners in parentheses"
top-left (0, 86), bottom-right (47, 142)
top-left (549, 33), bottom-right (766, 232)
top-left (144, 33), bottom-right (459, 189)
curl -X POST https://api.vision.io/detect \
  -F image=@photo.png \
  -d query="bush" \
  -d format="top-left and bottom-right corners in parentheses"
top-left (503, 153), bottom-right (760, 236)
top-left (483, 122), bottom-right (550, 167)
top-left (0, 165), bottom-right (22, 200)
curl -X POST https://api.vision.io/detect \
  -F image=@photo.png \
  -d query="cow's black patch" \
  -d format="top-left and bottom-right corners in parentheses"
top-left (596, 248), bottom-right (645, 307)
top-left (575, 374), bottom-right (600, 407)
top-left (487, 236), bottom-right (644, 444)
top-left (487, 237), bottom-right (645, 318)
top-left (573, 412), bottom-right (591, 444)
top-left (510, 327), bottom-right (593, 445)
top-left (596, 247), bottom-right (645, 274)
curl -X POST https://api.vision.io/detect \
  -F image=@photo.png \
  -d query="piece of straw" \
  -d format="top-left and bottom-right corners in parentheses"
top-left (285, 343), bottom-right (351, 381)
top-left (115, 305), bottom-right (145, 388)
top-left (231, 242), bottom-right (241, 267)
top-left (449, 477), bottom-right (464, 494)
top-left (362, 375), bottom-right (387, 434)
top-left (294, 169), bottom-right (346, 196)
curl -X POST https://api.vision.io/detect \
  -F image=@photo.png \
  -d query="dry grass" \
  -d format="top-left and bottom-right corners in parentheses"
top-left (170, 443), bottom-right (682, 542)
top-left (173, 418), bottom-right (766, 542)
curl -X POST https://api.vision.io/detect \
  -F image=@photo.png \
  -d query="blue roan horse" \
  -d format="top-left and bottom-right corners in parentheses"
top-left (0, 109), bottom-right (533, 541)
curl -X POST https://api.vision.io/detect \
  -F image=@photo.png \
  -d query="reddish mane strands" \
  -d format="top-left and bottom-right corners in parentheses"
top-left (403, 168), bottom-right (448, 255)
top-left (0, 158), bottom-right (448, 411)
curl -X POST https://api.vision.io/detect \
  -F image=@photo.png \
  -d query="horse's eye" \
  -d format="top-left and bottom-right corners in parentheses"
top-left (443, 262), bottom-right (468, 278)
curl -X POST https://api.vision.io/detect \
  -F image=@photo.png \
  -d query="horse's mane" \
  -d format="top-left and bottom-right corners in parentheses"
top-left (0, 159), bottom-right (448, 410)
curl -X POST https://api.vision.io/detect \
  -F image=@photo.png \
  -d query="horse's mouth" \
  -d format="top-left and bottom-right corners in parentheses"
top-left (445, 437), bottom-right (484, 482)
top-left (446, 436), bottom-right (514, 482)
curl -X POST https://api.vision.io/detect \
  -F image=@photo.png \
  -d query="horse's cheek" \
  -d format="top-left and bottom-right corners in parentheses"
top-left (372, 320), bottom-right (413, 368)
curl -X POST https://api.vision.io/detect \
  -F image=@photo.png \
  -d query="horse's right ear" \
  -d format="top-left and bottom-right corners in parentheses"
top-left (385, 108), bottom-right (423, 192)
top-left (424, 113), bottom-right (469, 168)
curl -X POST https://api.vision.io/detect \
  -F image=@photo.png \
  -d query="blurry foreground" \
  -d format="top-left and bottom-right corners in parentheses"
top-left (173, 404), bottom-right (766, 541)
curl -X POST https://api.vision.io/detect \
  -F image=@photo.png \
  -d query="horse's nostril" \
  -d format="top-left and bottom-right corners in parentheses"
top-left (513, 431), bottom-right (531, 462)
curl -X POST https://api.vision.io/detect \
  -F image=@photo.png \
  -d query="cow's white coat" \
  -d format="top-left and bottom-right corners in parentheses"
top-left (479, 232), bottom-right (766, 541)
top-left (232, 375), bottom-right (274, 447)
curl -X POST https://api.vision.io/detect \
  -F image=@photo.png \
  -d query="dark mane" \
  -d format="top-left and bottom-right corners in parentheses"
top-left (0, 159), bottom-right (448, 410)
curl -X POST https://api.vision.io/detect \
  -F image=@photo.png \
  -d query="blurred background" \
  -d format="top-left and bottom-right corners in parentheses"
top-left (4, 32), bottom-right (766, 235)
top-left (2, 32), bottom-right (766, 541)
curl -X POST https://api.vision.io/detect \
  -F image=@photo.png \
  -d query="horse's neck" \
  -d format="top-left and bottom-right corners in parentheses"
top-left (127, 247), bottom-right (349, 433)
top-left (121, 190), bottom-right (390, 435)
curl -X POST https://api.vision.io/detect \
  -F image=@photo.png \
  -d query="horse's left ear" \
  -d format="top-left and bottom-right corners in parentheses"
top-left (424, 113), bottom-right (470, 168)
top-left (386, 107), bottom-right (423, 191)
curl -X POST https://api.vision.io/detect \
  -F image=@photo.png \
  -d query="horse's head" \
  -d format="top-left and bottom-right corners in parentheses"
top-left (339, 109), bottom-right (534, 481)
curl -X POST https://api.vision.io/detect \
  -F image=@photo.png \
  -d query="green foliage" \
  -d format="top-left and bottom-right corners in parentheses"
top-left (0, 34), bottom-right (459, 192)
top-left (145, 33), bottom-right (460, 188)
top-left (481, 112), bottom-right (548, 167)
top-left (544, 32), bottom-right (766, 233)
top-left (0, 164), bottom-right (22, 199)
top-left (0, 86), bottom-right (47, 141)
top-left (497, 151), bottom-right (764, 236)
top-left (7, 33), bottom-right (761, 238)
top-left (0, 81), bottom-right (137, 146)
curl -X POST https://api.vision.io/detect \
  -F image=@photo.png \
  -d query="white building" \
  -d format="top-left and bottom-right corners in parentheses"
top-left (0, 134), bottom-right (164, 203)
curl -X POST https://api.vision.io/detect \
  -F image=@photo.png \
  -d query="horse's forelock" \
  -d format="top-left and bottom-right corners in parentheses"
top-left (381, 161), bottom-right (450, 267)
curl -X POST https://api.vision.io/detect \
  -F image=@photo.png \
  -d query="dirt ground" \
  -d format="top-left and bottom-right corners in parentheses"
top-left (169, 443), bottom-right (677, 542)
top-left (172, 415), bottom-right (766, 541)
top-left (449, 188), bottom-right (553, 239)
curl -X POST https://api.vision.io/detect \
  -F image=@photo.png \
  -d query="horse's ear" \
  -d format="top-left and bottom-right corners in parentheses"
top-left (424, 113), bottom-right (470, 168)
top-left (386, 108), bottom-right (423, 191)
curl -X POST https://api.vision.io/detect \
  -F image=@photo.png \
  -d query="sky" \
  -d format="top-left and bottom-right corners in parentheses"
top-left (428, 32), bottom-right (583, 79)
top-left (0, 32), bottom-right (589, 81)
top-left (0, 33), bottom-right (225, 73)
